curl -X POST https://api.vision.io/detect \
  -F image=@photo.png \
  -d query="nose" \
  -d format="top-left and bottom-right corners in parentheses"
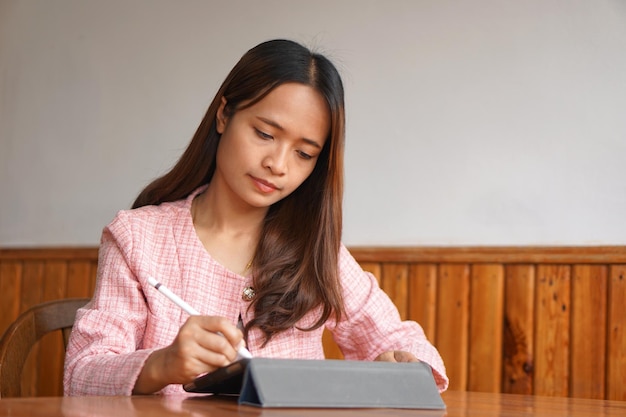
top-left (263, 144), bottom-right (288, 175)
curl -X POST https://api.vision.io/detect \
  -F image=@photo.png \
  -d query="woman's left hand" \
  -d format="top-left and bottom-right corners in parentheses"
top-left (374, 350), bottom-right (420, 362)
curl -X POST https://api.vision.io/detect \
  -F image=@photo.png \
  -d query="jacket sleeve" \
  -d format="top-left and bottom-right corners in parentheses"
top-left (329, 245), bottom-right (449, 392)
top-left (63, 212), bottom-right (155, 396)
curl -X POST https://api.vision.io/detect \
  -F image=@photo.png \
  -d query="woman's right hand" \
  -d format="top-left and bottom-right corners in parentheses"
top-left (133, 315), bottom-right (245, 394)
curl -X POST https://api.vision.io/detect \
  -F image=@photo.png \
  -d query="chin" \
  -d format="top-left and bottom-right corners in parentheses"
top-left (244, 196), bottom-right (277, 209)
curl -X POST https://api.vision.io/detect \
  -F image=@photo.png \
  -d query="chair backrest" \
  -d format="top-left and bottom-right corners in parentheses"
top-left (0, 297), bottom-right (90, 398)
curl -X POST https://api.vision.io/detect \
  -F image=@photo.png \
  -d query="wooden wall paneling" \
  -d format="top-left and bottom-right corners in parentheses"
top-left (436, 264), bottom-right (470, 391)
top-left (89, 259), bottom-right (98, 295)
top-left (321, 329), bottom-right (343, 360)
top-left (38, 261), bottom-right (69, 397)
top-left (468, 264), bottom-right (504, 393)
top-left (408, 263), bottom-right (437, 341)
top-left (66, 260), bottom-right (94, 298)
top-left (20, 261), bottom-right (45, 396)
top-left (3, 246), bottom-right (626, 399)
top-left (359, 262), bottom-right (382, 284)
top-left (0, 261), bottom-right (22, 337)
top-left (570, 265), bottom-right (607, 399)
top-left (502, 264), bottom-right (535, 395)
top-left (42, 261), bottom-right (68, 301)
top-left (349, 246), bottom-right (626, 264)
top-left (607, 265), bottom-right (626, 401)
top-left (380, 264), bottom-right (409, 320)
top-left (534, 265), bottom-right (571, 397)
top-left (19, 261), bottom-right (44, 312)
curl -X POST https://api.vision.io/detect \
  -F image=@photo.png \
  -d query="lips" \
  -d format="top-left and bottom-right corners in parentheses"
top-left (251, 175), bottom-right (279, 193)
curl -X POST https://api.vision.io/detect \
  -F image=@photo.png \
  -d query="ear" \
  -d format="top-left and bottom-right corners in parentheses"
top-left (216, 96), bottom-right (228, 134)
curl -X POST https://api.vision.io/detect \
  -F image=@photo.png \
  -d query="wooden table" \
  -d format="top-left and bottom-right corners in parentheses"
top-left (0, 391), bottom-right (624, 416)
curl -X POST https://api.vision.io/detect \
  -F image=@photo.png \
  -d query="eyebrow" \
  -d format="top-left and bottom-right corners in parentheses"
top-left (257, 116), bottom-right (322, 149)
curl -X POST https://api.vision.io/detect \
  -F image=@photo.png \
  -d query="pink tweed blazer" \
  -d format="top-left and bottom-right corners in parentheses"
top-left (64, 187), bottom-right (448, 395)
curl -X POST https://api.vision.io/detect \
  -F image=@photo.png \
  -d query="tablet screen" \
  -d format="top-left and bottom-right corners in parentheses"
top-left (183, 358), bottom-right (250, 394)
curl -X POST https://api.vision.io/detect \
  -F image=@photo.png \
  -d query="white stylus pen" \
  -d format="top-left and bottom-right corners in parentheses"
top-left (147, 277), bottom-right (252, 359)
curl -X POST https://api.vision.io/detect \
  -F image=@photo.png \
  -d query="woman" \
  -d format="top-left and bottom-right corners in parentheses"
top-left (64, 39), bottom-right (448, 396)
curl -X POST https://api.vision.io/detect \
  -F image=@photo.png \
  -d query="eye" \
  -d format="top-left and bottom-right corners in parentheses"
top-left (254, 128), bottom-right (273, 140)
top-left (297, 150), bottom-right (314, 160)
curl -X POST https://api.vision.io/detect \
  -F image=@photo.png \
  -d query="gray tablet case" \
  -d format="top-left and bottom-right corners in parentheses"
top-left (238, 358), bottom-right (446, 409)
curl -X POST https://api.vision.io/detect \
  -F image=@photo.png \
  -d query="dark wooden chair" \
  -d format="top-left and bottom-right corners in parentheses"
top-left (0, 297), bottom-right (90, 398)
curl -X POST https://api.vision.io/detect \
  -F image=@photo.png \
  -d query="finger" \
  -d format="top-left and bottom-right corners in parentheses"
top-left (374, 351), bottom-right (396, 362)
top-left (163, 334), bottom-right (235, 381)
top-left (177, 322), bottom-right (237, 362)
top-left (193, 328), bottom-right (239, 362)
top-left (393, 351), bottom-right (419, 363)
top-left (162, 345), bottom-right (232, 383)
top-left (191, 316), bottom-right (245, 352)
top-left (184, 347), bottom-right (235, 376)
top-left (183, 316), bottom-right (244, 361)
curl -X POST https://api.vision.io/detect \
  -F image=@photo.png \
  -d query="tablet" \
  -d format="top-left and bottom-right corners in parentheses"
top-left (183, 358), bottom-right (250, 394)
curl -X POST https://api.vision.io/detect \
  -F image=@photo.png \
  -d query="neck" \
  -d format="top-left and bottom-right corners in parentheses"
top-left (192, 181), bottom-right (266, 237)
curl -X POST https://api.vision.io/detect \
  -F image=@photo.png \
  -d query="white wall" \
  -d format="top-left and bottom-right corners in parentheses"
top-left (1, 0), bottom-right (625, 247)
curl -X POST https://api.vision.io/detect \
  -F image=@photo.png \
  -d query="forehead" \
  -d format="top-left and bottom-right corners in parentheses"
top-left (238, 83), bottom-right (331, 144)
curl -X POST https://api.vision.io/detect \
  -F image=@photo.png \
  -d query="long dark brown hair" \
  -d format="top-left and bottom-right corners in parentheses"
top-left (132, 39), bottom-right (346, 344)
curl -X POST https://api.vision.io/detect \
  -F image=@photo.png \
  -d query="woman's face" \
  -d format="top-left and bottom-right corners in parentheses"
top-left (214, 82), bottom-right (330, 209)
